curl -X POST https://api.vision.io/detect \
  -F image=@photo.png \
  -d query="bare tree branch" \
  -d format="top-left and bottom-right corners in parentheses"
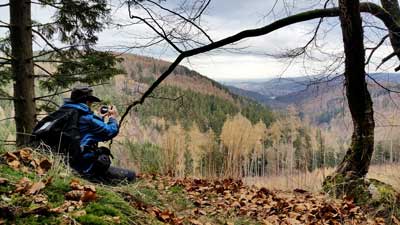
top-left (367, 73), bottom-right (400, 93)
top-left (192, 0), bottom-right (211, 20)
top-left (128, 1), bottom-right (183, 53)
top-left (120, 2), bottom-right (400, 126)
top-left (376, 50), bottom-right (398, 70)
top-left (146, 0), bottom-right (213, 43)
top-left (366, 34), bottom-right (389, 65)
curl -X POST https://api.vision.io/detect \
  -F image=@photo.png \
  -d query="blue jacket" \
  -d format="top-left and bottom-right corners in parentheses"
top-left (62, 101), bottom-right (119, 172)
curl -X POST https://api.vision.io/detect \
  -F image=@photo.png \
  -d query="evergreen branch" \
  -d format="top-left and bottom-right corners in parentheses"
top-left (34, 63), bottom-right (53, 76)
top-left (31, 0), bottom-right (62, 9)
top-left (32, 29), bottom-right (65, 59)
top-left (0, 117), bottom-right (14, 122)
top-left (0, 97), bottom-right (15, 100)
top-left (120, 2), bottom-right (400, 127)
top-left (146, 0), bottom-right (213, 43)
top-left (0, 3), bottom-right (9, 7)
top-left (34, 83), bottom-right (109, 100)
top-left (0, 140), bottom-right (16, 143)
top-left (35, 90), bottom-right (71, 100)
top-left (30, 45), bottom-right (85, 60)
top-left (36, 98), bottom-right (60, 107)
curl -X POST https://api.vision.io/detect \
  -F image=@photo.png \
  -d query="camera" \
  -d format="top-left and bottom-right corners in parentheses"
top-left (100, 105), bottom-right (109, 114)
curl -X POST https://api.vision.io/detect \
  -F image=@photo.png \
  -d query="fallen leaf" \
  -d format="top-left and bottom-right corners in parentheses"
top-left (80, 191), bottom-right (96, 202)
top-left (65, 190), bottom-right (85, 201)
top-left (33, 194), bottom-right (48, 204)
top-left (7, 160), bottom-right (20, 169)
top-left (83, 185), bottom-right (96, 192)
top-left (27, 181), bottom-right (46, 195)
top-left (70, 179), bottom-right (84, 190)
top-left (3, 152), bottom-right (18, 162)
top-left (51, 200), bottom-right (83, 214)
top-left (18, 148), bottom-right (32, 161)
top-left (14, 177), bottom-right (32, 193)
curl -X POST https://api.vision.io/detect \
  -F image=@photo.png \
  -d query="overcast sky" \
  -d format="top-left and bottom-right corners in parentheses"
top-left (0, 0), bottom-right (397, 80)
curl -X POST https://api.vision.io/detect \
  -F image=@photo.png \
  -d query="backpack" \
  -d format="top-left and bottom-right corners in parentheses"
top-left (31, 107), bottom-right (83, 163)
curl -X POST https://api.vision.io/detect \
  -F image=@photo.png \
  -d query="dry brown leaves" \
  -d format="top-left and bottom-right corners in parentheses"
top-left (65, 179), bottom-right (97, 202)
top-left (1, 150), bottom-right (97, 220)
top-left (2, 148), bottom-right (52, 175)
top-left (128, 175), bottom-right (390, 225)
top-left (13, 176), bottom-right (52, 196)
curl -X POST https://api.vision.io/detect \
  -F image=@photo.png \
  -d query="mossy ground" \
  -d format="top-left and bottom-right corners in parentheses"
top-left (0, 160), bottom-right (262, 225)
top-left (323, 173), bottom-right (400, 222)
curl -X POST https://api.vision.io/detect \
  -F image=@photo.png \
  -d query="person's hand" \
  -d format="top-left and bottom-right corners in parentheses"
top-left (108, 105), bottom-right (118, 119)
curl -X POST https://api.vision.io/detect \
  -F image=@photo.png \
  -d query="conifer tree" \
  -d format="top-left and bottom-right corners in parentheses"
top-left (1, 0), bottom-right (122, 146)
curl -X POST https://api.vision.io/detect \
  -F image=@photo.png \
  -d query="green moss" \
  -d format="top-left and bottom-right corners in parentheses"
top-left (43, 177), bottom-right (72, 207)
top-left (13, 215), bottom-right (61, 225)
top-left (77, 214), bottom-right (110, 225)
top-left (322, 174), bottom-right (370, 204)
top-left (85, 202), bottom-right (120, 217)
top-left (134, 187), bottom-right (162, 207)
top-left (168, 185), bottom-right (183, 194)
top-left (0, 164), bottom-right (34, 181)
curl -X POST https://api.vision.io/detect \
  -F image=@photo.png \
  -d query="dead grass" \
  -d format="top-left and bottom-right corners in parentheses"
top-left (244, 163), bottom-right (400, 192)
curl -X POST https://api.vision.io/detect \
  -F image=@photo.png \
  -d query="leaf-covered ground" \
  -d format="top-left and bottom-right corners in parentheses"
top-left (0, 148), bottom-right (396, 225)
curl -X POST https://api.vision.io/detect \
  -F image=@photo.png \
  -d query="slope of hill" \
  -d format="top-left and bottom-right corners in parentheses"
top-left (225, 73), bottom-right (400, 124)
top-left (0, 148), bottom-right (390, 225)
top-left (98, 53), bottom-right (274, 134)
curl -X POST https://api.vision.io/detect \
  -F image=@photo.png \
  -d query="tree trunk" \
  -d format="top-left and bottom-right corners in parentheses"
top-left (334, 0), bottom-right (375, 177)
top-left (10, 0), bottom-right (36, 146)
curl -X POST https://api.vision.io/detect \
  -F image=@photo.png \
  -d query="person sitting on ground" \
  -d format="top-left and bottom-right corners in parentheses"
top-left (62, 86), bottom-right (135, 184)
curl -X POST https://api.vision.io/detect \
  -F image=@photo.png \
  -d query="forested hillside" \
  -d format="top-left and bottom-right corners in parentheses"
top-left (227, 74), bottom-right (400, 169)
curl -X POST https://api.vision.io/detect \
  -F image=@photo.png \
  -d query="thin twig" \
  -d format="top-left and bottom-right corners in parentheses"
top-left (192, 0), bottom-right (211, 20)
top-left (128, 1), bottom-right (183, 53)
top-left (367, 74), bottom-right (400, 93)
top-left (366, 34), bottom-right (389, 65)
top-left (147, 0), bottom-right (213, 43)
